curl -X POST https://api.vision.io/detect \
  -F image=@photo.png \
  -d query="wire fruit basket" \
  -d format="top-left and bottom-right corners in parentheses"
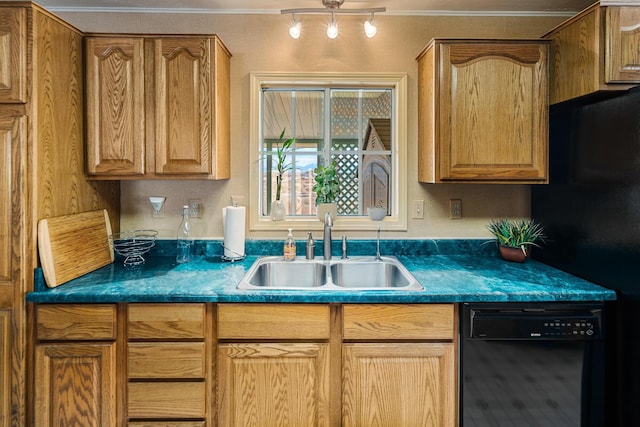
top-left (110, 230), bottom-right (158, 266)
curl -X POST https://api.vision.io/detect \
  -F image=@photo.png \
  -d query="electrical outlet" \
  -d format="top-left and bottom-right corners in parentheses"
top-left (450, 199), bottom-right (462, 219)
top-left (412, 200), bottom-right (424, 219)
top-left (188, 198), bottom-right (203, 218)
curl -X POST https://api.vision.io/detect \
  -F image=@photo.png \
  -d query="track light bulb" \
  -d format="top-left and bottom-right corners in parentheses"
top-left (364, 16), bottom-right (377, 38)
top-left (327, 14), bottom-right (338, 39)
top-left (289, 17), bottom-right (301, 39)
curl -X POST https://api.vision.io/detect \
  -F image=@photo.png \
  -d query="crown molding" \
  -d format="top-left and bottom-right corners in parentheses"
top-left (45, 6), bottom-right (578, 17)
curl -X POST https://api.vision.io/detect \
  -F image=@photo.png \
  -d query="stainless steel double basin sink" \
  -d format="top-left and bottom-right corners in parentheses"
top-left (237, 256), bottom-right (423, 291)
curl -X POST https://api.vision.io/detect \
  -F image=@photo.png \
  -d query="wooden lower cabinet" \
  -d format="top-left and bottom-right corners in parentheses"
top-left (342, 304), bottom-right (456, 427)
top-left (33, 302), bottom-right (457, 426)
top-left (343, 343), bottom-right (455, 426)
top-left (33, 304), bottom-right (118, 426)
top-left (127, 382), bottom-right (206, 419)
top-left (126, 304), bottom-right (209, 425)
top-left (34, 342), bottom-right (117, 426)
top-left (217, 343), bottom-right (331, 427)
top-left (217, 303), bottom-right (456, 427)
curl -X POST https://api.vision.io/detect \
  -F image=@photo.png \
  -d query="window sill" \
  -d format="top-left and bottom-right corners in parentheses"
top-left (250, 215), bottom-right (407, 232)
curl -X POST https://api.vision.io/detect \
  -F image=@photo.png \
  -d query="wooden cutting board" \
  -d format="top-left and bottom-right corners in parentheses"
top-left (38, 209), bottom-right (114, 288)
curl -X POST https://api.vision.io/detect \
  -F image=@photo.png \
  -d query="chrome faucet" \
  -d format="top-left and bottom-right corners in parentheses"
top-left (323, 212), bottom-right (333, 260)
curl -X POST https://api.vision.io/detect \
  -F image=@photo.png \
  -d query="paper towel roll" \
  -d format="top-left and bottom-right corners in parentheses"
top-left (223, 205), bottom-right (245, 259)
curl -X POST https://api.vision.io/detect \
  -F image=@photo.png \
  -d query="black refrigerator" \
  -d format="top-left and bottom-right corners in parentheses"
top-left (531, 87), bottom-right (640, 427)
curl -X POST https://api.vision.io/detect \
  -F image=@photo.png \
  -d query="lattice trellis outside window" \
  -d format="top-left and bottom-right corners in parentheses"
top-left (260, 87), bottom-right (393, 218)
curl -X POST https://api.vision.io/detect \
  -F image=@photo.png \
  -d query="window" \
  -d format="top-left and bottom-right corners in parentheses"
top-left (249, 72), bottom-right (407, 231)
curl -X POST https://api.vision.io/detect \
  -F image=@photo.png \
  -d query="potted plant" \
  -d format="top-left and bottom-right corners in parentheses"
top-left (269, 129), bottom-right (295, 220)
top-left (313, 161), bottom-right (340, 221)
top-left (486, 218), bottom-right (545, 262)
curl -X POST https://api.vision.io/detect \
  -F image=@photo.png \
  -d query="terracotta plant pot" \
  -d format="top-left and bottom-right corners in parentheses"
top-left (499, 245), bottom-right (528, 263)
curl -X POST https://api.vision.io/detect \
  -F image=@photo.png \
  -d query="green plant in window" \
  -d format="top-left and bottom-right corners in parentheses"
top-left (272, 129), bottom-right (296, 201)
top-left (313, 161), bottom-right (340, 205)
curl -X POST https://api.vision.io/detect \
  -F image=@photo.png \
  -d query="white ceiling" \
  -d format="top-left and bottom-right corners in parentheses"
top-left (36, 0), bottom-right (597, 16)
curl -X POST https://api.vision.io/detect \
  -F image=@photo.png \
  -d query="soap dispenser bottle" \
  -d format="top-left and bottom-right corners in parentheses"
top-left (306, 232), bottom-right (315, 260)
top-left (176, 205), bottom-right (193, 263)
top-left (284, 228), bottom-right (296, 261)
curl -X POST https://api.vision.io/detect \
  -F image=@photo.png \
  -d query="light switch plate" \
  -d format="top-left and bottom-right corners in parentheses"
top-left (412, 200), bottom-right (424, 219)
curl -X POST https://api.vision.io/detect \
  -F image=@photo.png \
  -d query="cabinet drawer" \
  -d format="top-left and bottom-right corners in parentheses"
top-left (343, 304), bottom-right (454, 340)
top-left (127, 382), bottom-right (206, 419)
top-left (36, 304), bottom-right (116, 341)
top-left (128, 342), bottom-right (205, 379)
top-left (218, 304), bottom-right (330, 340)
top-left (128, 304), bottom-right (205, 340)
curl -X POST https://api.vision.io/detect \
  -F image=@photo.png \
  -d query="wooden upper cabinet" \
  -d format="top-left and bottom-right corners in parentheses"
top-left (155, 38), bottom-right (211, 175)
top-left (86, 37), bottom-right (145, 175)
top-left (606, 7), bottom-right (640, 82)
top-left (0, 8), bottom-right (26, 103)
top-left (417, 39), bottom-right (549, 183)
top-left (85, 35), bottom-right (231, 179)
top-left (545, 3), bottom-right (640, 104)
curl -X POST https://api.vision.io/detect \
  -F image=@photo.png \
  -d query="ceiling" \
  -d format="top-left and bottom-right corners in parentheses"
top-left (38, 0), bottom-right (597, 16)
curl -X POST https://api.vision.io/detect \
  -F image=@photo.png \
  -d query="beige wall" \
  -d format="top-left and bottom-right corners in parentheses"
top-left (57, 11), bottom-right (566, 239)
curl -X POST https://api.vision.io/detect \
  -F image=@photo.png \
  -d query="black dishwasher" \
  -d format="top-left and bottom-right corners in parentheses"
top-left (460, 302), bottom-right (605, 427)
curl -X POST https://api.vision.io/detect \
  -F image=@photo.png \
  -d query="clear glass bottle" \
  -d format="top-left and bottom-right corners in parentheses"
top-left (284, 228), bottom-right (296, 261)
top-left (176, 205), bottom-right (193, 263)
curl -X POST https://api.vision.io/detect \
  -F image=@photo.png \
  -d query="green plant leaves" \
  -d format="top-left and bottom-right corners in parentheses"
top-left (486, 218), bottom-right (545, 248)
top-left (272, 128), bottom-right (296, 201)
top-left (313, 161), bottom-right (340, 205)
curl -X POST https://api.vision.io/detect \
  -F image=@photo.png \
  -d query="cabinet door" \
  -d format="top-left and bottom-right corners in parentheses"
top-left (218, 343), bottom-right (330, 427)
top-left (546, 5), bottom-right (601, 105)
top-left (0, 115), bottom-right (23, 427)
top-left (154, 37), bottom-right (213, 175)
top-left (0, 8), bottom-right (25, 103)
top-left (343, 343), bottom-right (455, 427)
top-left (0, 310), bottom-right (10, 427)
top-left (439, 42), bottom-right (548, 182)
top-left (34, 343), bottom-right (116, 427)
top-left (0, 115), bottom-right (23, 291)
top-left (606, 7), bottom-right (640, 83)
top-left (85, 37), bottom-right (145, 176)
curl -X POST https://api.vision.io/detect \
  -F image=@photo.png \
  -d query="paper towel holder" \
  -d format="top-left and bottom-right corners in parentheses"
top-left (221, 244), bottom-right (246, 262)
top-left (221, 204), bottom-right (247, 262)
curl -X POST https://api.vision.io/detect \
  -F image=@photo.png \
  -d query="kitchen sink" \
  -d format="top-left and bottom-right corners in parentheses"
top-left (237, 256), bottom-right (423, 291)
top-left (330, 260), bottom-right (416, 289)
top-left (240, 259), bottom-right (327, 289)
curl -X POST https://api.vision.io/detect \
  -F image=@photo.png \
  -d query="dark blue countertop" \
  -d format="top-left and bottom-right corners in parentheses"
top-left (27, 239), bottom-right (616, 304)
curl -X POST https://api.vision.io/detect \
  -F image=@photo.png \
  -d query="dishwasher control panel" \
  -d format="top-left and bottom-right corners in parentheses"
top-left (465, 304), bottom-right (603, 340)
top-left (540, 318), bottom-right (597, 338)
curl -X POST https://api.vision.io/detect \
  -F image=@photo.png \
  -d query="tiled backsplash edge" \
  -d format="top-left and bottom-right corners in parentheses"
top-left (151, 238), bottom-right (498, 258)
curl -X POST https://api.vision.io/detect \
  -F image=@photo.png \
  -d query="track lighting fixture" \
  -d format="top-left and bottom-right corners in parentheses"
top-left (326, 12), bottom-right (338, 39)
top-left (364, 13), bottom-right (377, 38)
top-left (289, 14), bottom-right (301, 39)
top-left (282, 0), bottom-right (385, 40)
